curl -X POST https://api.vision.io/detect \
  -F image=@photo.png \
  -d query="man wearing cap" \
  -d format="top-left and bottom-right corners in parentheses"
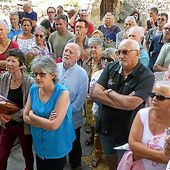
top-left (92, 39), bottom-right (154, 169)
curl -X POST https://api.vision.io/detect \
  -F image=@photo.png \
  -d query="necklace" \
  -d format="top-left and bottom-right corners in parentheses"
top-left (12, 74), bottom-right (22, 83)
top-left (1, 39), bottom-right (10, 47)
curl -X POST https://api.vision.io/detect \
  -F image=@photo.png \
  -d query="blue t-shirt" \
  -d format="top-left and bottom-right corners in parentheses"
top-left (29, 83), bottom-right (75, 159)
top-left (24, 10), bottom-right (37, 21)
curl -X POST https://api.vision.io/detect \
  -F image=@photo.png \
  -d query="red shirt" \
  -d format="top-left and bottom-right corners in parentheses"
top-left (0, 41), bottom-right (19, 60)
top-left (0, 40), bottom-right (19, 73)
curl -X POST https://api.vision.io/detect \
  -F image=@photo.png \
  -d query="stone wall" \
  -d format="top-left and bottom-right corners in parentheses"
top-left (88, 0), bottom-right (170, 28)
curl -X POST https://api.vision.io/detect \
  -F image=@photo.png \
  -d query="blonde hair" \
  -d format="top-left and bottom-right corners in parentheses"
top-left (91, 30), bottom-right (104, 39)
top-left (103, 12), bottom-right (115, 24)
top-left (101, 48), bottom-right (119, 62)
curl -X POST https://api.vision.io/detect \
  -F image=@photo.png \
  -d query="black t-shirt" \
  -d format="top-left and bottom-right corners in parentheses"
top-left (7, 85), bottom-right (23, 109)
top-left (96, 61), bottom-right (155, 145)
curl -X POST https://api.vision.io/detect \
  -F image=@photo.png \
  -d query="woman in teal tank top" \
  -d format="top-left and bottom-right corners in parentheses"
top-left (23, 56), bottom-right (75, 170)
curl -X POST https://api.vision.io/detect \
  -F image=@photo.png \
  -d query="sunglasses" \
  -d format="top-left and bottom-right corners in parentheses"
top-left (164, 27), bottom-right (170, 32)
top-left (157, 18), bottom-right (165, 22)
top-left (48, 11), bottom-right (55, 14)
top-left (32, 72), bottom-right (47, 78)
top-left (35, 34), bottom-right (44, 38)
top-left (118, 49), bottom-right (138, 55)
top-left (101, 57), bottom-right (113, 62)
top-left (149, 92), bottom-right (170, 101)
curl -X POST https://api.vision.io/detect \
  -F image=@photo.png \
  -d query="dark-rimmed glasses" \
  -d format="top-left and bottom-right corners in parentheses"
top-left (35, 34), bottom-right (44, 38)
top-left (164, 27), bottom-right (170, 32)
top-left (101, 57), bottom-right (113, 62)
top-left (118, 50), bottom-right (138, 55)
top-left (157, 18), bottom-right (166, 22)
top-left (47, 11), bottom-right (55, 14)
top-left (32, 72), bottom-right (47, 78)
top-left (149, 92), bottom-right (170, 101)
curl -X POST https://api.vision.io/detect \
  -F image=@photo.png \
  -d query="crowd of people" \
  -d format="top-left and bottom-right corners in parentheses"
top-left (0, 1), bottom-right (170, 170)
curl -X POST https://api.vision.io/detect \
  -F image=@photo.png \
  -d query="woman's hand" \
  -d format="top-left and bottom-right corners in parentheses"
top-left (0, 114), bottom-right (11, 123)
top-left (28, 110), bottom-right (35, 119)
top-left (164, 136), bottom-right (170, 158)
top-left (49, 110), bottom-right (58, 121)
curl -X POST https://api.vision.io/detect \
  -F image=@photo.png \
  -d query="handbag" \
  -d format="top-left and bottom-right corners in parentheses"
top-left (0, 95), bottom-right (20, 115)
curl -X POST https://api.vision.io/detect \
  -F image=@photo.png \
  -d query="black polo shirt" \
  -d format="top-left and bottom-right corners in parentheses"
top-left (96, 61), bottom-right (154, 145)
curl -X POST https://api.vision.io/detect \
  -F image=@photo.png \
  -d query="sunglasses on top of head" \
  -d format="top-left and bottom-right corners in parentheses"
top-left (149, 92), bottom-right (170, 101)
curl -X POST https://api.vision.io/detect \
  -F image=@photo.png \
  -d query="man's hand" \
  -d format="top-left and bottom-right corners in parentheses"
top-left (75, 31), bottom-right (84, 44)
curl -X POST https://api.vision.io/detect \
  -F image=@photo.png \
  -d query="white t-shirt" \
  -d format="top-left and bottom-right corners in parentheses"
top-left (140, 107), bottom-right (167, 170)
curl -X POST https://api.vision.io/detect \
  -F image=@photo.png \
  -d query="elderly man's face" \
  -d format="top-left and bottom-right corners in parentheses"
top-left (118, 42), bottom-right (139, 69)
top-left (63, 44), bottom-right (79, 69)
top-left (128, 30), bottom-right (141, 43)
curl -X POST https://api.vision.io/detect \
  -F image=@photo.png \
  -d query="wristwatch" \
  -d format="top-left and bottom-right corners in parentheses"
top-left (107, 89), bottom-right (112, 94)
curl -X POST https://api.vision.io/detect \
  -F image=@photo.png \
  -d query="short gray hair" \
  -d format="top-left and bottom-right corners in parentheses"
top-left (88, 37), bottom-right (104, 47)
top-left (31, 56), bottom-right (58, 83)
top-left (124, 16), bottom-right (137, 26)
top-left (0, 20), bottom-right (9, 30)
top-left (9, 11), bottom-right (19, 18)
top-left (34, 25), bottom-right (47, 36)
top-left (129, 26), bottom-right (145, 37)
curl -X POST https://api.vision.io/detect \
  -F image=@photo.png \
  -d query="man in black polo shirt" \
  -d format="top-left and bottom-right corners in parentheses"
top-left (92, 39), bottom-right (154, 169)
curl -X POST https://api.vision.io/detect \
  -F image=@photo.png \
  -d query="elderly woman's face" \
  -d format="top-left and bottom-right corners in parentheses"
top-left (34, 30), bottom-right (45, 44)
top-left (22, 20), bottom-right (32, 34)
top-left (150, 86), bottom-right (170, 111)
top-left (0, 23), bottom-right (9, 39)
top-left (6, 56), bottom-right (20, 73)
top-left (104, 16), bottom-right (113, 26)
top-left (89, 43), bottom-right (103, 60)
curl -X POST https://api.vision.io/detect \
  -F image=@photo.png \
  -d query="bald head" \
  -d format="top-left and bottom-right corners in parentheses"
top-left (119, 39), bottom-right (140, 51)
top-left (66, 43), bottom-right (81, 57)
top-left (63, 43), bottom-right (81, 69)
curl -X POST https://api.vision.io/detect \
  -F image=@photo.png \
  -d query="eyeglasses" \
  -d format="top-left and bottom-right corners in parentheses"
top-left (128, 34), bottom-right (136, 38)
top-left (101, 57), bottom-right (113, 62)
top-left (35, 34), bottom-right (44, 38)
top-left (125, 23), bottom-right (132, 26)
top-left (164, 27), bottom-right (170, 32)
top-left (149, 92), bottom-right (170, 101)
top-left (118, 49), bottom-right (138, 55)
top-left (32, 72), bottom-right (47, 78)
top-left (48, 11), bottom-right (55, 14)
top-left (157, 18), bottom-right (166, 22)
